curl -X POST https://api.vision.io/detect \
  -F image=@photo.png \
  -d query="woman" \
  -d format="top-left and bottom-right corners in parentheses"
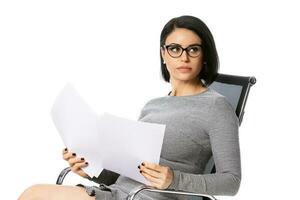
top-left (18, 15), bottom-right (241, 200)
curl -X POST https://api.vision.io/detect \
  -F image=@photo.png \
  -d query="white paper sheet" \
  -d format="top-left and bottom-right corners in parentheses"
top-left (51, 84), bottom-right (166, 184)
top-left (51, 84), bottom-right (102, 176)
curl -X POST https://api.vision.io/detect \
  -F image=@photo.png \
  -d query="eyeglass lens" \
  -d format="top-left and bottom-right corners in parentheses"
top-left (166, 44), bottom-right (202, 58)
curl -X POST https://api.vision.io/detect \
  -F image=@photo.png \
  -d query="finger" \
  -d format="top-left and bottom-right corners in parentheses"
top-left (140, 170), bottom-right (161, 184)
top-left (68, 157), bottom-right (85, 166)
top-left (142, 162), bottom-right (162, 173)
top-left (63, 151), bottom-right (77, 161)
top-left (62, 147), bottom-right (69, 154)
top-left (62, 147), bottom-right (68, 155)
top-left (72, 161), bottom-right (89, 172)
top-left (140, 166), bottom-right (161, 179)
top-left (77, 170), bottom-right (88, 178)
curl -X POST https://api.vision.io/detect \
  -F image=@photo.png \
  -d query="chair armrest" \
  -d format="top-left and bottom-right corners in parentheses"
top-left (127, 185), bottom-right (217, 200)
top-left (57, 168), bottom-right (217, 200)
top-left (56, 167), bottom-right (72, 185)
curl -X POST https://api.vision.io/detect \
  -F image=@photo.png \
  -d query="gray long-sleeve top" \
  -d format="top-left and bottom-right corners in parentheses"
top-left (136, 87), bottom-right (241, 196)
top-left (92, 87), bottom-right (241, 198)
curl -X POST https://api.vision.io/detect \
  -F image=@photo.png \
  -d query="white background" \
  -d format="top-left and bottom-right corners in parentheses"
top-left (1, 0), bottom-right (299, 199)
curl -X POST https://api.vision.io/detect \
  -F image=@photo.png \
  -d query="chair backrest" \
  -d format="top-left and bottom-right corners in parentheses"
top-left (209, 73), bottom-right (256, 125)
top-left (204, 73), bottom-right (256, 174)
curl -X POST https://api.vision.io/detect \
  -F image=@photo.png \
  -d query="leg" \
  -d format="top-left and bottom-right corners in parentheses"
top-left (18, 184), bottom-right (95, 200)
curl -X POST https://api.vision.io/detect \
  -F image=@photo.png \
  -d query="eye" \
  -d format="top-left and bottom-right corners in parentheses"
top-left (188, 46), bottom-right (201, 53)
top-left (168, 46), bottom-right (181, 53)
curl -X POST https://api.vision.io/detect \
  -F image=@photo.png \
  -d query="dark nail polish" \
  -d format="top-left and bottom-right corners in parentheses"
top-left (64, 148), bottom-right (68, 152)
top-left (141, 162), bottom-right (145, 166)
top-left (81, 157), bottom-right (84, 161)
top-left (85, 162), bottom-right (89, 165)
top-left (138, 165), bottom-right (140, 169)
top-left (139, 170), bottom-right (142, 173)
top-left (72, 153), bottom-right (76, 156)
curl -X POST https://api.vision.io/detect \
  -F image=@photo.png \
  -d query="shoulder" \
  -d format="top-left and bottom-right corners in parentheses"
top-left (208, 92), bottom-right (239, 133)
top-left (208, 89), bottom-right (239, 128)
top-left (208, 89), bottom-right (235, 113)
top-left (137, 96), bottom-right (165, 120)
top-left (140, 94), bottom-right (170, 107)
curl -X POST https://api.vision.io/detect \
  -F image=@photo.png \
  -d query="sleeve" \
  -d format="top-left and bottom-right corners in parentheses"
top-left (167, 96), bottom-right (241, 196)
top-left (137, 109), bottom-right (144, 121)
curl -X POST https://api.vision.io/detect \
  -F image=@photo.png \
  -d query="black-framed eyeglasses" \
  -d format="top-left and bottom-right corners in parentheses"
top-left (163, 43), bottom-right (203, 58)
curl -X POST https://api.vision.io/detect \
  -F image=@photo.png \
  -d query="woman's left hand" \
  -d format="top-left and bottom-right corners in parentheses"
top-left (138, 162), bottom-right (174, 189)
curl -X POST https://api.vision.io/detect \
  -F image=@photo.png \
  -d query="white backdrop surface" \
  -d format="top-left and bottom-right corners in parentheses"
top-left (0, 0), bottom-right (299, 199)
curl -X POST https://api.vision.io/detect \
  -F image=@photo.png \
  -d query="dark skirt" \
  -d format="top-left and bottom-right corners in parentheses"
top-left (78, 176), bottom-right (177, 200)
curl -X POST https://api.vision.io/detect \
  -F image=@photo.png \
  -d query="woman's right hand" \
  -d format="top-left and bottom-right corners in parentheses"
top-left (62, 148), bottom-right (90, 179)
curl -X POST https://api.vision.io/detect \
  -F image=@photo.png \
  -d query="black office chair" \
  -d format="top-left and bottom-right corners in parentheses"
top-left (56, 73), bottom-right (256, 200)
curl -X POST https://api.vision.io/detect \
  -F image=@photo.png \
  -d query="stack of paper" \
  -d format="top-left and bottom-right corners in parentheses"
top-left (51, 84), bottom-right (166, 184)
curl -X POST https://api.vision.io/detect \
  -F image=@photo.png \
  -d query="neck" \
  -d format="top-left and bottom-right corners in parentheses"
top-left (169, 78), bottom-right (206, 96)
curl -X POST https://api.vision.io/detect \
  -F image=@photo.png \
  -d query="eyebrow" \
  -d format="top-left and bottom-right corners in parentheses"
top-left (166, 43), bottom-right (202, 47)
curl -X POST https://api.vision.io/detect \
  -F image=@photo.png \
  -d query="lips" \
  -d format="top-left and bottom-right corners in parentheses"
top-left (176, 66), bottom-right (192, 73)
top-left (177, 66), bottom-right (192, 69)
top-left (176, 66), bottom-right (192, 70)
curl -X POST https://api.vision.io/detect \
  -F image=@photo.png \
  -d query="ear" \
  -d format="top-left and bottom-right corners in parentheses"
top-left (160, 47), bottom-right (166, 61)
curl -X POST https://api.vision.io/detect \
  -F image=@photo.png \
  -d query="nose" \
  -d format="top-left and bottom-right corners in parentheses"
top-left (180, 50), bottom-right (189, 62)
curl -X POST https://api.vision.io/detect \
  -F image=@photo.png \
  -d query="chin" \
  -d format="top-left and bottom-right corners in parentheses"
top-left (178, 74), bottom-right (196, 80)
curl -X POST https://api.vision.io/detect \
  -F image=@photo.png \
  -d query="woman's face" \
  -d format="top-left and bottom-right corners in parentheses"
top-left (161, 28), bottom-right (204, 85)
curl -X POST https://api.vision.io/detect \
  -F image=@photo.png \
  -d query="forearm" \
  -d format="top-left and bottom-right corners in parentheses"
top-left (168, 170), bottom-right (241, 196)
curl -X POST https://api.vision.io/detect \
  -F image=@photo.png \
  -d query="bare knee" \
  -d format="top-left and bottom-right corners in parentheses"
top-left (18, 184), bottom-right (95, 200)
top-left (18, 184), bottom-right (49, 200)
